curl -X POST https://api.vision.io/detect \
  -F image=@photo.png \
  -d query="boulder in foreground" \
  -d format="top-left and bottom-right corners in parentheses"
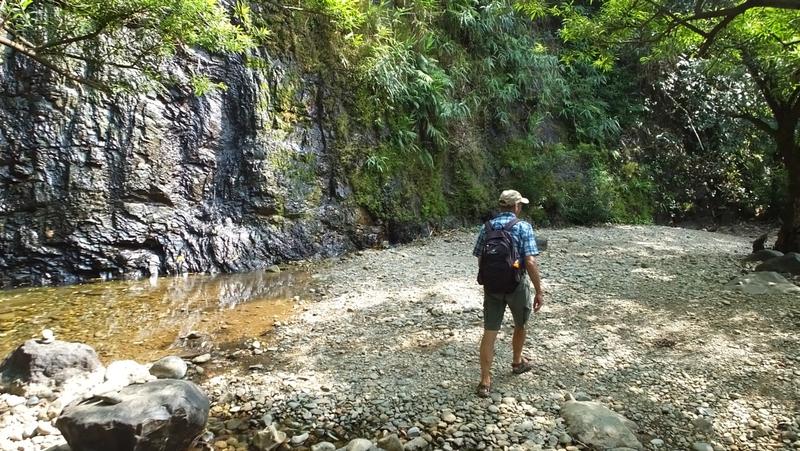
top-left (56, 379), bottom-right (209, 451)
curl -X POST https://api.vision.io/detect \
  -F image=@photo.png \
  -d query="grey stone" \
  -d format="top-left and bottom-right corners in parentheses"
top-left (756, 252), bottom-right (800, 275)
top-left (148, 356), bottom-right (187, 379)
top-left (345, 438), bottom-right (374, 451)
top-left (692, 443), bottom-right (714, 451)
top-left (252, 425), bottom-right (288, 451)
top-left (192, 353), bottom-right (212, 364)
top-left (377, 433), bottom-right (404, 451)
top-left (560, 400), bottom-right (642, 450)
top-left (742, 249), bottom-right (783, 262)
top-left (404, 436), bottom-right (429, 451)
top-left (291, 432), bottom-right (309, 445)
top-left (725, 271), bottom-right (800, 295)
top-left (573, 392), bottom-right (592, 402)
top-left (0, 339), bottom-right (104, 395)
top-left (311, 442), bottom-right (337, 451)
top-left (56, 379), bottom-right (209, 451)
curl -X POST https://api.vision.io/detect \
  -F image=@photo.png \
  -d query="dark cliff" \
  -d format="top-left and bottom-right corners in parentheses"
top-left (0, 24), bottom-right (386, 286)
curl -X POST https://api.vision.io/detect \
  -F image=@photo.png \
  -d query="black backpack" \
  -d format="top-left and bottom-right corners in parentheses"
top-left (477, 219), bottom-right (522, 294)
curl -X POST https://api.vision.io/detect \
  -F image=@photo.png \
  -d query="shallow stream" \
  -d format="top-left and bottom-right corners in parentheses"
top-left (0, 269), bottom-right (310, 363)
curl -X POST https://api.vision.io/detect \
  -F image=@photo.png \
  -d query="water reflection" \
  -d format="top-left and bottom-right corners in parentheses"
top-left (0, 270), bottom-right (308, 362)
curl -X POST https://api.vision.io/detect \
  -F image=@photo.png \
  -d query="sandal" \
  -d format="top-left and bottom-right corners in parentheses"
top-left (476, 383), bottom-right (491, 398)
top-left (511, 358), bottom-right (534, 375)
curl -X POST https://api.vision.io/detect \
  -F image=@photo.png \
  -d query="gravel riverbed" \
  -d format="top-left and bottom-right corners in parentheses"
top-left (200, 225), bottom-right (800, 451)
top-left (1, 225), bottom-right (799, 451)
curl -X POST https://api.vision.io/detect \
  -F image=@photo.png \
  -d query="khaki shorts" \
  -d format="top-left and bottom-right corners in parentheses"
top-left (483, 277), bottom-right (532, 331)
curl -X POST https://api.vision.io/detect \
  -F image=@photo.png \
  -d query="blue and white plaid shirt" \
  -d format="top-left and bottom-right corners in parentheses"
top-left (472, 212), bottom-right (539, 259)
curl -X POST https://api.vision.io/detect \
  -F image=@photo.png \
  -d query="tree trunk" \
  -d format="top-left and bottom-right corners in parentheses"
top-left (774, 116), bottom-right (800, 252)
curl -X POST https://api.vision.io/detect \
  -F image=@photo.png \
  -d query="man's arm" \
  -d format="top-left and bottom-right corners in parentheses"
top-left (524, 255), bottom-right (544, 312)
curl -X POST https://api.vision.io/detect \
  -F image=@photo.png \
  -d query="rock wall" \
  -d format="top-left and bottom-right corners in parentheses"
top-left (0, 37), bottom-right (380, 286)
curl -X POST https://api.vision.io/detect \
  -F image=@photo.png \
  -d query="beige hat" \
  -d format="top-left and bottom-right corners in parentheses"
top-left (499, 189), bottom-right (529, 207)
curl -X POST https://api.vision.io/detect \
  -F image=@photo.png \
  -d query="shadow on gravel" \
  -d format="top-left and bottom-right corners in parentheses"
top-left (215, 227), bottom-right (798, 448)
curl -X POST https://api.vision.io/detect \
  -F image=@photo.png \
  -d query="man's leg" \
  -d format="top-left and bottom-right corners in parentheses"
top-left (508, 279), bottom-right (532, 369)
top-left (511, 326), bottom-right (526, 365)
top-left (479, 330), bottom-right (498, 386)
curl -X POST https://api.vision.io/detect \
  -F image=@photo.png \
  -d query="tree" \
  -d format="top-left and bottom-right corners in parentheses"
top-left (517, 0), bottom-right (800, 251)
top-left (0, 0), bottom-right (260, 90)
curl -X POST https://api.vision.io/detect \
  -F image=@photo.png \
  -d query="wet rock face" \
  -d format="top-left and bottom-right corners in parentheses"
top-left (0, 51), bottom-right (369, 287)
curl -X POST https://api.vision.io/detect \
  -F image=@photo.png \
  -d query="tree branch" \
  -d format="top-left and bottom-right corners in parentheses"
top-left (731, 112), bottom-right (777, 136)
top-left (0, 34), bottom-right (108, 90)
top-left (687, 0), bottom-right (800, 21)
top-left (642, 0), bottom-right (710, 38)
top-left (696, 13), bottom-right (737, 56)
top-left (740, 49), bottom-right (782, 116)
top-left (36, 24), bottom-right (110, 51)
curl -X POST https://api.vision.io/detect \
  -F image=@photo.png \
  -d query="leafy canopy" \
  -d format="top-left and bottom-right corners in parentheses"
top-left (0, 0), bottom-right (263, 90)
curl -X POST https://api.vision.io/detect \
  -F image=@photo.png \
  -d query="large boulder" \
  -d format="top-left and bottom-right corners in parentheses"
top-left (56, 379), bottom-right (209, 451)
top-left (725, 272), bottom-right (800, 295)
top-left (0, 339), bottom-right (104, 396)
top-left (742, 249), bottom-right (783, 263)
top-left (561, 400), bottom-right (643, 450)
top-left (756, 252), bottom-right (800, 275)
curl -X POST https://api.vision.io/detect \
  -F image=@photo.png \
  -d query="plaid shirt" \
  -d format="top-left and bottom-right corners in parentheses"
top-left (472, 212), bottom-right (539, 259)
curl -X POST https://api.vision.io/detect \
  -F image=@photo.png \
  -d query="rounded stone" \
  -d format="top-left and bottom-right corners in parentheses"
top-left (149, 356), bottom-right (187, 379)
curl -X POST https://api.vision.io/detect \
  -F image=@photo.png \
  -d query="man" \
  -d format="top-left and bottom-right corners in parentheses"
top-left (472, 189), bottom-right (544, 397)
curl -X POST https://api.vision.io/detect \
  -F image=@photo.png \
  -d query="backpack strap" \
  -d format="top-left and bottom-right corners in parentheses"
top-left (502, 218), bottom-right (520, 231)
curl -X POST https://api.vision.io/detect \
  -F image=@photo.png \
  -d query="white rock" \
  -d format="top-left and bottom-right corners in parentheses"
top-left (290, 432), bottom-right (309, 445)
top-left (105, 360), bottom-right (153, 386)
top-left (311, 442), bottom-right (336, 451)
top-left (148, 356), bottom-right (187, 379)
top-left (345, 438), bottom-right (373, 451)
top-left (192, 353), bottom-right (212, 364)
top-left (35, 421), bottom-right (60, 436)
top-left (40, 329), bottom-right (55, 344)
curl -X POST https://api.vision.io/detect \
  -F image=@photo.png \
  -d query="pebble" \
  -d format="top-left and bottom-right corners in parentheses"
top-left (291, 432), bottom-right (309, 444)
top-left (192, 353), bottom-right (212, 364)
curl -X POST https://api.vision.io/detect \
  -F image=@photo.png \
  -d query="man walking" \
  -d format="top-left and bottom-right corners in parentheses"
top-left (473, 189), bottom-right (544, 397)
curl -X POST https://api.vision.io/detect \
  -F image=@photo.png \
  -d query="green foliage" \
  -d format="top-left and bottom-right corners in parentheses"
top-left (349, 142), bottom-right (450, 223)
top-left (499, 140), bottom-right (653, 225)
top-left (516, 0), bottom-right (800, 232)
top-left (189, 75), bottom-right (228, 97)
top-left (0, 0), bottom-right (257, 89)
top-left (304, 0), bottom-right (659, 226)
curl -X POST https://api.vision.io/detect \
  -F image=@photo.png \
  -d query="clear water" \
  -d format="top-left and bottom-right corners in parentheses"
top-left (0, 270), bottom-right (309, 363)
